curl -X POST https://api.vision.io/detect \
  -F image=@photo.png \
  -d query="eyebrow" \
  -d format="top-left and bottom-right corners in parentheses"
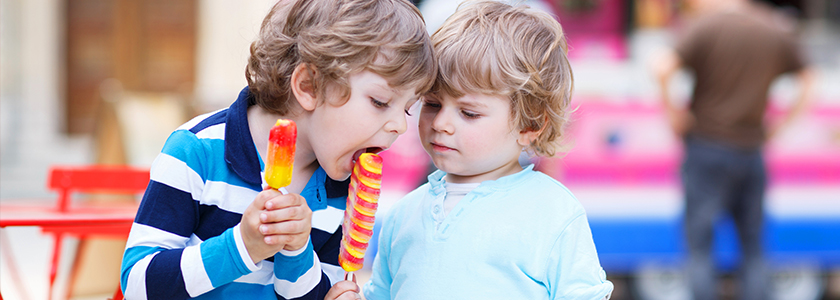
top-left (371, 83), bottom-right (399, 97)
top-left (456, 98), bottom-right (488, 109)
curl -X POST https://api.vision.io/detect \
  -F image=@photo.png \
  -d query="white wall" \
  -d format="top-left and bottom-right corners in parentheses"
top-left (194, 0), bottom-right (277, 112)
top-left (0, 0), bottom-right (91, 200)
top-left (0, 0), bottom-right (279, 200)
top-left (0, 2), bottom-right (279, 298)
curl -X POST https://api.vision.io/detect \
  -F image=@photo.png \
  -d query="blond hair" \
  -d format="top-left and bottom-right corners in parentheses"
top-left (431, 0), bottom-right (574, 157)
top-left (246, 0), bottom-right (436, 114)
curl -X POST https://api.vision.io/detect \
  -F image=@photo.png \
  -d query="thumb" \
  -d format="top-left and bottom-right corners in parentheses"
top-left (252, 189), bottom-right (276, 210)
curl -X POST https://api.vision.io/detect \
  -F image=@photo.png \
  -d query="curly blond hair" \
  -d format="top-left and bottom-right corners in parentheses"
top-left (431, 0), bottom-right (574, 157)
top-left (246, 0), bottom-right (436, 114)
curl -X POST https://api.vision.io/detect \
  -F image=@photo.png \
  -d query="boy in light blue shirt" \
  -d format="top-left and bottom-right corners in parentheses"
top-left (364, 1), bottom-right (614, 299)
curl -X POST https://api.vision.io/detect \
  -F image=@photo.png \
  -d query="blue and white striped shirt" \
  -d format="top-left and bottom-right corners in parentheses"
top-left (121, 87), bottom-right (349, 300)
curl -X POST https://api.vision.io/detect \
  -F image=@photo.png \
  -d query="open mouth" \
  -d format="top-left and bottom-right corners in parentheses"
top-left (352, 147), bottom-right (385, 163)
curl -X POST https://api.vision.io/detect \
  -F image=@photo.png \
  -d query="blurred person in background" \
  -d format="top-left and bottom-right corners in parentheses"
top-left (654, 0), bottom-right (815, 299)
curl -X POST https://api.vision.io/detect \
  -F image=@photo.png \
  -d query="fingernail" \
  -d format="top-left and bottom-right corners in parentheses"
top-left (265, 201), bottom-right (273, 209)
top-left (259, 225), bottom-right (267, 234)
top-left (260, 213), bottom-right (267, 222)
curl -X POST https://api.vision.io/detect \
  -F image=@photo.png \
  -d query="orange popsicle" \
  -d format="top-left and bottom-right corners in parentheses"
top-left (339, 153), bottom-right (383, 272)
top-left (265, 119), bottom-right (296, 192)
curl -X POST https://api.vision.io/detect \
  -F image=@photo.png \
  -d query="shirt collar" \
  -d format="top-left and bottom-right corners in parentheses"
top-left (225, 87), bottom-right (261, 186)
top-left (224, 86), bottom-right (349, 197)
top-left (427, 164), bottom-right (536, 196)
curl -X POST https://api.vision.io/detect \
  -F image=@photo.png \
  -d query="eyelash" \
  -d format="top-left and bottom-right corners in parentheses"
top-left (422, 101), bottom-right (480, 119)
top-left (422, 101), bottom-right (441, 109)
top-left (461, 110), bottom-right (479, 119)
top-left (371, 98), bottom-right (389, 109)
top-left (373, 97), bottom-right (415, 116)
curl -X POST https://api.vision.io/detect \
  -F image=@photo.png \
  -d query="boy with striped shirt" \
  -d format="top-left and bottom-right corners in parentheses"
top-left (120, 0), bottom-right (435, 299)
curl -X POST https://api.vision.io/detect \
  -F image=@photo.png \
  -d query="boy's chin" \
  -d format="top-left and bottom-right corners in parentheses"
top-left (324, 168), bottom-right (352, 182)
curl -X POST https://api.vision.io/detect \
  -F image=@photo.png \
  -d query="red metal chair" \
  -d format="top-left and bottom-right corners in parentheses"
top-left (111, 287), bottom-right (123, 300)
top-left (0, 166), bottom-right (148, 300)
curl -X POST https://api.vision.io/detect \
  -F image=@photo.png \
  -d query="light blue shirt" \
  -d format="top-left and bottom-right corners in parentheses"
top-left (364, 165), bottom-right (614, 299)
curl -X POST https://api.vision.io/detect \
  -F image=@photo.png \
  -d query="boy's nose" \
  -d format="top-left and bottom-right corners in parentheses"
top-left (385, 110), bottom-right (407, 135)
top-left (431, 110), bottom-right (454, 134)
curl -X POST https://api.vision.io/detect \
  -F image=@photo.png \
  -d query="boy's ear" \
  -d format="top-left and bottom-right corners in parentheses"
top-left (291, 63), bottom-right (317, 111)
top-left (517, 130), bottom-right (540, 147)
top-left (517, 119), bottom-right (547, 147)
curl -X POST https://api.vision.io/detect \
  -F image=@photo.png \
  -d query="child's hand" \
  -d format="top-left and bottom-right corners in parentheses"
top-left (325, 280), bottom-right (361, 300)
top-left (241, 188), bottom-right (285, 263)
top-left (240, 188), bottom-right (312, 263)
top-left (261, 189), bottom-right (312, 252)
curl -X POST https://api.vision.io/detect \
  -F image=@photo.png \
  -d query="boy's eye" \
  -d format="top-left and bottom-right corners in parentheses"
top-left (461, 110), bottom-right (480, 119)
top-left (371, 98), bottom-right (389, 109)
top-left (421, 101), bottom-right (441, 109)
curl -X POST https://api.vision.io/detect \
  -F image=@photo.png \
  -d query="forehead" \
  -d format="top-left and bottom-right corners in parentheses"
top-left (351, 70), bottom-right (421, 98)
top-left (439, 92), bottom-right (510, 109)
top-left (368, 47), bottom-right (436, 96)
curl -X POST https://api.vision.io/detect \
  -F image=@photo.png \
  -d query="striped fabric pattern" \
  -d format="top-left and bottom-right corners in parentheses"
top-left (120, 88), bottom-right (349, 300)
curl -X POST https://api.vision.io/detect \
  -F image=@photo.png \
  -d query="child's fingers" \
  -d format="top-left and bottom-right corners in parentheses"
top-left (333, 291), bottom-right (361, 300)
top-left (264, 193), bottom-right (307, 210)
top-left (259, 205), bottom-right (310, 223)
top-left (324, 280), bottom-right (360, 300)
top-left (259, 219), bottom-right (309, 236)
top-left (254, 189), bottom-right (284, 209)
top-left (240, 193), bottom-right (287, 262)
top-left (263, 233), bottom-right (303, 245)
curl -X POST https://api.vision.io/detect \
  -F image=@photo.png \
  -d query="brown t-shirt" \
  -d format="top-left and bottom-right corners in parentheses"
top-left (676, 3), bottom-right (806, 150)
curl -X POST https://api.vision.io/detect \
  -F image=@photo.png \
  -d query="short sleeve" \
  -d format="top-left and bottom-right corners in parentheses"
top-left (675, 18), bottom-right (712, 69)
top-left (779, 33), bottom-right (806, 73)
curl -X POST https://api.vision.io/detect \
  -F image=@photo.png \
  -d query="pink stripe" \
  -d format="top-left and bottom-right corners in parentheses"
top-left (554, 101), bottom-right (840, 186)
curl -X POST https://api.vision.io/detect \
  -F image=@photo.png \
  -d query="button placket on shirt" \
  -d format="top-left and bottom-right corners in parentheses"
top-left (429, 186), bottom-right (447, 234)
top-left (433, 188), bottom-right (481, 238)
top-left (431, 198), bottom-right (445, 224)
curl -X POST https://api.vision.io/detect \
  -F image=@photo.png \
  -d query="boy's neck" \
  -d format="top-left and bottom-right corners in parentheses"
top-left (442, 159), bottom-right (524, 184)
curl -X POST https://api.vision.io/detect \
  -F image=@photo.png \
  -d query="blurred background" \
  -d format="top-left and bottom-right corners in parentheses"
top-left (0, 0), bottom-right (837, 299)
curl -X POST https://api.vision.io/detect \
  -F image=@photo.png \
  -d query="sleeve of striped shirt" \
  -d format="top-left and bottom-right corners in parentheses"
top-left (271, 205), bottom-right (348, 299)
top-left (272, 240), bottom-right (333, 299)
top-left (120, 129), bottom-right (261, 299)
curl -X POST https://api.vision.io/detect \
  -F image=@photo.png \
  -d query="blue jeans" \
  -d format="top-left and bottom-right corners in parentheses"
top-left (682, 136), bottom-right (768, 300)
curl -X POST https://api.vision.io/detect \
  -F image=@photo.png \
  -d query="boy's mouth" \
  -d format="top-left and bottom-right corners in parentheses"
top-left (352, 147), bottom-right (385, 163)
top-left (430, 142), bottom-right (454, 152)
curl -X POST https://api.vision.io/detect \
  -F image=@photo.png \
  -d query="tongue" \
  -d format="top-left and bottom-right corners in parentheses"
top-left (352, 149), bottom-right (366, 164)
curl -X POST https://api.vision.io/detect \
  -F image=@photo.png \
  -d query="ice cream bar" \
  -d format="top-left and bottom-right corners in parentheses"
top-left (339, 153), bottom-right (383, 272)
top-left (265, 119), bottom-right (296, 191)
